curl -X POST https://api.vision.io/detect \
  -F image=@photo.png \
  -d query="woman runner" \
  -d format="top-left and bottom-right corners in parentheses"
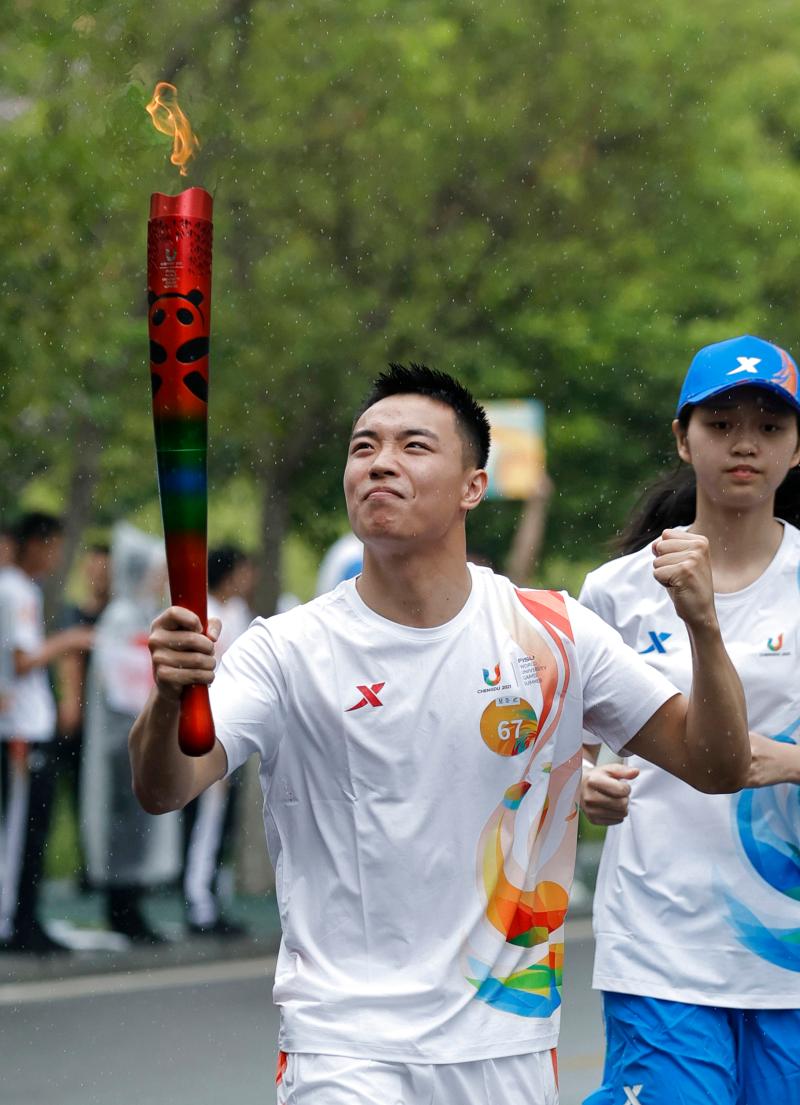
top-left (580, 334), bottom-right (800, 1105)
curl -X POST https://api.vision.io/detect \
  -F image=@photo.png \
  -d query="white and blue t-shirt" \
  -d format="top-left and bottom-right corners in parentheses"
top-left (581, 522), bottom-right (800, 1008)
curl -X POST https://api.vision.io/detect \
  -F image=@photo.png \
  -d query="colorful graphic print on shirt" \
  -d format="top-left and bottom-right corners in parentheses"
top-left (726, 714), bottom-right (800, 972)
top-left (723, 557), bottom-right (800, 972)
top-left (463, 589), bottom-right (581, 1018)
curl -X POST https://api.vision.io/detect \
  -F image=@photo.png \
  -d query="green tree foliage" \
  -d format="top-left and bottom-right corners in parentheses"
top-left (2, 0), bottom-right (800, 604)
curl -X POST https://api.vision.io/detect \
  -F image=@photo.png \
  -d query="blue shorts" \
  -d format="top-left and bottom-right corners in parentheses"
top-left (584, 992), bottom-right (800, 1105)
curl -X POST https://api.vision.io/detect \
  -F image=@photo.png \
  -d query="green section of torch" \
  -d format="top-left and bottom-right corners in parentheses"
top-left (154, 418), bottom-right (208, 536)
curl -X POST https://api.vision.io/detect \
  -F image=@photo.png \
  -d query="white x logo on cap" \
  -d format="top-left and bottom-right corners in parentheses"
top-left (623, 1087), bottom-right (643, 1105)
top-left (727, 356), bottom-right (761, 376)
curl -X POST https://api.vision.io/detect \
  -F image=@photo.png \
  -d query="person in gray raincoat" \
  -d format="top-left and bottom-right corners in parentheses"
top-left (81, 523), bottom-right (180, 943)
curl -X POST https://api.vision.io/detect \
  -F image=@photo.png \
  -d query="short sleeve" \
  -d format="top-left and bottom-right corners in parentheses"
top-left (577, 571), bottom-right (614, 625)
top-left (576, 574), bottom-right (602, 747)
top-left (9, 585), bottom-right (41, 654)
top-left (209, 619), bottom-right (287, 777)
top-left (0, 592), bottom-right (16, 693)
top-left (568, 597), bottom-right (679, 754)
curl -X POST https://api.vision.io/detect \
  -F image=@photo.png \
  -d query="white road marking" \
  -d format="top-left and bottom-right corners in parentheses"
top-left (0, 954), bottom-right (278, 1006)
top-left (0, 918), bottom-right (596, 1008)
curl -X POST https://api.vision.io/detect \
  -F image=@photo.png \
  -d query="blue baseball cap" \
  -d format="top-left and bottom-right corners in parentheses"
top-left (676, 335), bottom-right (800, 417)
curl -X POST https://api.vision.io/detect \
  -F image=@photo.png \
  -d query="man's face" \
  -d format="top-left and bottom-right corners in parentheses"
top-left (26, 534), bottom-right (64, 578)
top-left (231, 559), bottom-right (256, 601)
top-left (344, 394), bottom-right (485, 549)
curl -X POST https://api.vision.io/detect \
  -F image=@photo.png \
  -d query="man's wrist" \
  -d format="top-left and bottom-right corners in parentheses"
top-left (152, 685), bottom-right (182, 713)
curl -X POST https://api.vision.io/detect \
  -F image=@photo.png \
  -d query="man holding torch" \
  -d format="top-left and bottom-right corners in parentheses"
top-left (131, 363), bottom-right (749, 1104)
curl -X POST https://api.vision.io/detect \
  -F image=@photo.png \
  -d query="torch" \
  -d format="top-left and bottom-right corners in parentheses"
top-left (146, 83), bottom-right (215, 756)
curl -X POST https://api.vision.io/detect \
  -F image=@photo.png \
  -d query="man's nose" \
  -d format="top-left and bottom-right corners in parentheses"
top-left (368, 445), bottom-right (399, 475)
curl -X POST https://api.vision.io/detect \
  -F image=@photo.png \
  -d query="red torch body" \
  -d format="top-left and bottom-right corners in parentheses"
top-left (147, 187), bottom-right (215, 756)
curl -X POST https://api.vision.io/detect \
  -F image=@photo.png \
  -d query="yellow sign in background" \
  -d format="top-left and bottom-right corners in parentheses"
top-left (482, 400), bottom-right (545, 501)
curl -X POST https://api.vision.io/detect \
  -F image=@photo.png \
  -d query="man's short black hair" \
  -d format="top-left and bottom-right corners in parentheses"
top-left (208, 545), bottom-right (247, 591)
top-left (355, 363), bottom-right (491, 468)
top-left (13, 512), bottom-right (63, 546)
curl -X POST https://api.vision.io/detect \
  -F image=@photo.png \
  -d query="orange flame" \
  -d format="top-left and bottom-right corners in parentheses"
top-left (146, 82), bottom-right (200, 177)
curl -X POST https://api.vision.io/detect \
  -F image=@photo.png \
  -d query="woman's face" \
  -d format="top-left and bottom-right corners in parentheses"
top-left (673, 386), bottom-right (800, 511)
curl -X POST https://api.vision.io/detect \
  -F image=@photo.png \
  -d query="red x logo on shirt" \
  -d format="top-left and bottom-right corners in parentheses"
top-left (345, 682), bottom-right (386, 712)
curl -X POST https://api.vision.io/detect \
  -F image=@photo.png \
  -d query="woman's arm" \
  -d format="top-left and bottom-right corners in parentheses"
top-left (624, 530), bottom-right (749, 793)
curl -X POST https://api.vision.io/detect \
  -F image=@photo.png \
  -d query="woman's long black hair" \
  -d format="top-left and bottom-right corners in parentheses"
top-left (615, 404), bottom-right (800, 556)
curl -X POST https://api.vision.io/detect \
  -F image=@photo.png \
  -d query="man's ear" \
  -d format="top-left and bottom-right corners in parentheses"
top-left (672, 419), bottom-right (691, 465)
top-left (463, 468), bottom-right (488, 512)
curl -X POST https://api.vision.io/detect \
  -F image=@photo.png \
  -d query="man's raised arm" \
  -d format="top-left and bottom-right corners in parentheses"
top-left (625, 530), bottom-right (749, 793)
top-left (129, 606), bottom-right (227, 814)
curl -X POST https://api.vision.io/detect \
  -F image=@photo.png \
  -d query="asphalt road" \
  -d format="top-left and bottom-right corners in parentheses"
top-left (0, 919), bottom-right (604, 1105)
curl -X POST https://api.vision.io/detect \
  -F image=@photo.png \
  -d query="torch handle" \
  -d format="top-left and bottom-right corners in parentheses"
top-left (179, 683), bottom-right (215, 757)
top-left (162, 525), bottom-right (215, 758)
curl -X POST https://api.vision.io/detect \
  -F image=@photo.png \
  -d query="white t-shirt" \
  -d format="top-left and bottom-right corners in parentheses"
top-left (210, 564), bottom-right (676, 1063)
top-left (0, 566), bottom-right (56, 742)
top-left (581, 523), bottom-right (800, 1009)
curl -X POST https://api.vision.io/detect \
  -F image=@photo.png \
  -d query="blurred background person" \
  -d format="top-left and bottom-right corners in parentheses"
top-left (0, 524), bottom-right (16, 572)
top-left (580, 337), bottom-right (800, 1103)
top-left (0, 524), bottom-right (17, 718)
top-left (182, 545), bottom-right (253, 937)
top-left (213, 546), bottom-right (257, 644)
top-left (314, 531), bottom-right (363, 596)
top-left (0, 512), bottom-right (93, 953)
top-left (81, 523), bottom-right (179, 944)
top-left (55, 542), bottom-right (110, 888)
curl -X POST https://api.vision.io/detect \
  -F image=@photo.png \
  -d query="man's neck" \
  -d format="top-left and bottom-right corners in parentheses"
top-left (356, 543), bottom-right (474, 628)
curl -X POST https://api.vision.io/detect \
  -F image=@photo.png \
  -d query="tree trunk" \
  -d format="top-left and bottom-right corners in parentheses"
top-left (43, 415), bottom-right (101, 625)
top-left (255, 459), bottom-right (288, 618)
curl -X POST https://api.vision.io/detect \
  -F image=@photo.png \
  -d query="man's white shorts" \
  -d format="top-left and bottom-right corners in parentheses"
top-left (275, 1048), bottom-right (559, 1104)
